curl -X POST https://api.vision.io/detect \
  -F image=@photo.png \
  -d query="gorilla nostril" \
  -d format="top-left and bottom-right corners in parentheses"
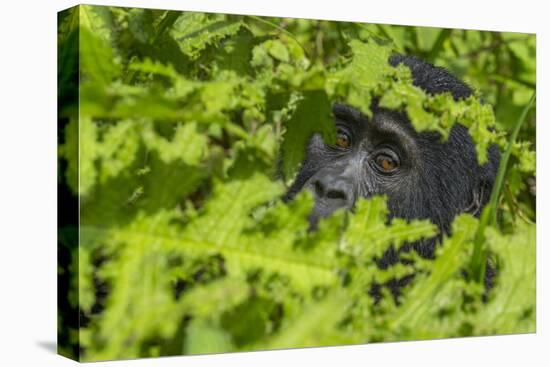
top-left (326, 189), bottom-right (347, 200)
top-left (314, 180), bottom-right (324, 197)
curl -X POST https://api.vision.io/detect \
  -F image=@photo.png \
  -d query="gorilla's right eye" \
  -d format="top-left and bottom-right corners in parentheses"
top-left (335, 130), bottom-right (351, 149)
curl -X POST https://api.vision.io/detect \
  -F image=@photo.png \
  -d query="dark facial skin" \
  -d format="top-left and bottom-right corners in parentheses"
top-left (285, 55), bottom-right (500, 263)
top-left (287, 104), bottom-right (424, 226)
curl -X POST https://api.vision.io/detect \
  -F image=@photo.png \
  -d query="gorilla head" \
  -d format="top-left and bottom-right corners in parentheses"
top-left (285, 55), bottom-right (500, 260)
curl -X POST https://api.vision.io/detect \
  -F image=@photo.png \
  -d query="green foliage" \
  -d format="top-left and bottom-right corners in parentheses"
top-left (57, 5), bottom-right (536, 361)
top-left (279, 90), bottom-right (335, 180)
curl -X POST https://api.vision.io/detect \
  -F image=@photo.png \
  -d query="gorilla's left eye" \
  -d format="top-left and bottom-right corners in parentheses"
top-left (373, 151), bottom-right (400, 173)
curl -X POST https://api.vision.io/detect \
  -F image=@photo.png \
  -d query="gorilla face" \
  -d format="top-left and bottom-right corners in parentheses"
top-left (284, 56), bottom-right (500, 258)
top-left (286, 104), bottom-right (425, 224)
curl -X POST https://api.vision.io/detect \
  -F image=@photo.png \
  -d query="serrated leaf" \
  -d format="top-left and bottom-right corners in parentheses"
top-left (474, 223), bottom-right (536, 334)
top-left (170, 12), bottom-right (243, 59)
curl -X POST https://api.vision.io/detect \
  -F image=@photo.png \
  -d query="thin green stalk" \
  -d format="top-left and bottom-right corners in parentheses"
top-left (489, 93), bottom-right (535, 226)
top-left (470, 93), bottom-right (536, 283)
top-left (152, 10), bottom-right (181, 44)
top-left (247, 15), bottom-right (311, 59)
top-left (427, 29), bottom-right (452, 62)
top-left (355, 23), bottom-right (398, 52)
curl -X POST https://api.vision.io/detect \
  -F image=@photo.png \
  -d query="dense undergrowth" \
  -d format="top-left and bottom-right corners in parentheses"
top-left (57, 5), bottom-right (536, 361)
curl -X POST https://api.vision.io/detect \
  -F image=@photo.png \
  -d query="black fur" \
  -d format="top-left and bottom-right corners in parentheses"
top-left (285, 55), bottom-right (500, 301)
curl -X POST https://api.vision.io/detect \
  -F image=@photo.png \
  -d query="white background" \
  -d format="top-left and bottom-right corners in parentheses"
top-left (0, 0), bottom-right (547, 365)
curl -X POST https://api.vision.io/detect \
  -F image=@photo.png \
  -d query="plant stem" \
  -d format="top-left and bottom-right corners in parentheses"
top-left (427, 29), bottom-right (452, 62)
top-left (470, 92), bottom-right (535, 283)
top-left (247, 15), bottom-right (311, 59)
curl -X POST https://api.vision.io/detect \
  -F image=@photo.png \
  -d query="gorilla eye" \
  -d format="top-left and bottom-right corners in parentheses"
top-left (373, 151), bottom-right (400, 173)
top-left (335, 130), bottom-right (351, 149)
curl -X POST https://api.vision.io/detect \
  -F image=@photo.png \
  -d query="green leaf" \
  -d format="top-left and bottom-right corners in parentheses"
top-left (388, 214), bottom-right (478, 335)
top-left (184, 319), bottom-right (234, 355)
top-left (327, 39), bottom-right (392, 117)
top-left (170, 12), bottom-right (243, 59)
top-left (266, 40), bottom-right (290, 62)
top-left (343, 196), bottom-right (438, 262)
top-left (79, 22), bottom-right (120, 85)
top-left (76, 117), bottom-right (100, 196)
top-left (279, 90), bottom-right (335, 180)
top-left (474, 223), bottom-right (536, 334)
top-left (142, 121), bottom-right (207, 165)
top-left (263, 291), bottom-right (354, 349)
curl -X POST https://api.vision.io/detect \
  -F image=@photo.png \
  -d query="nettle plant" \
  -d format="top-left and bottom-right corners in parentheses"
top-left (58, 5), bottom-right (535, 361)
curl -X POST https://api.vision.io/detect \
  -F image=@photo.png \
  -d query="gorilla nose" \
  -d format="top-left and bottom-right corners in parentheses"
top-left (307, 175), bottom-right (355, 228)
top-left (312, 176), bottom-right (353, 205)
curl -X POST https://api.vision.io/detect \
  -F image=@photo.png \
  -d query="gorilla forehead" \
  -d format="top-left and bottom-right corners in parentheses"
top-left (389, 54), bottom-right (473, 100)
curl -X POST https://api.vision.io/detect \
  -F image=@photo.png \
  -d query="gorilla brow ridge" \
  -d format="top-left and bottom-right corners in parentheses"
top-left (389, 54), bottom-right (473, 100)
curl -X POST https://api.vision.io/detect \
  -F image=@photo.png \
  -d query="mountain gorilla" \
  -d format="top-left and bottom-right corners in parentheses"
top-left (284, 55), bottom-right (500, 297)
